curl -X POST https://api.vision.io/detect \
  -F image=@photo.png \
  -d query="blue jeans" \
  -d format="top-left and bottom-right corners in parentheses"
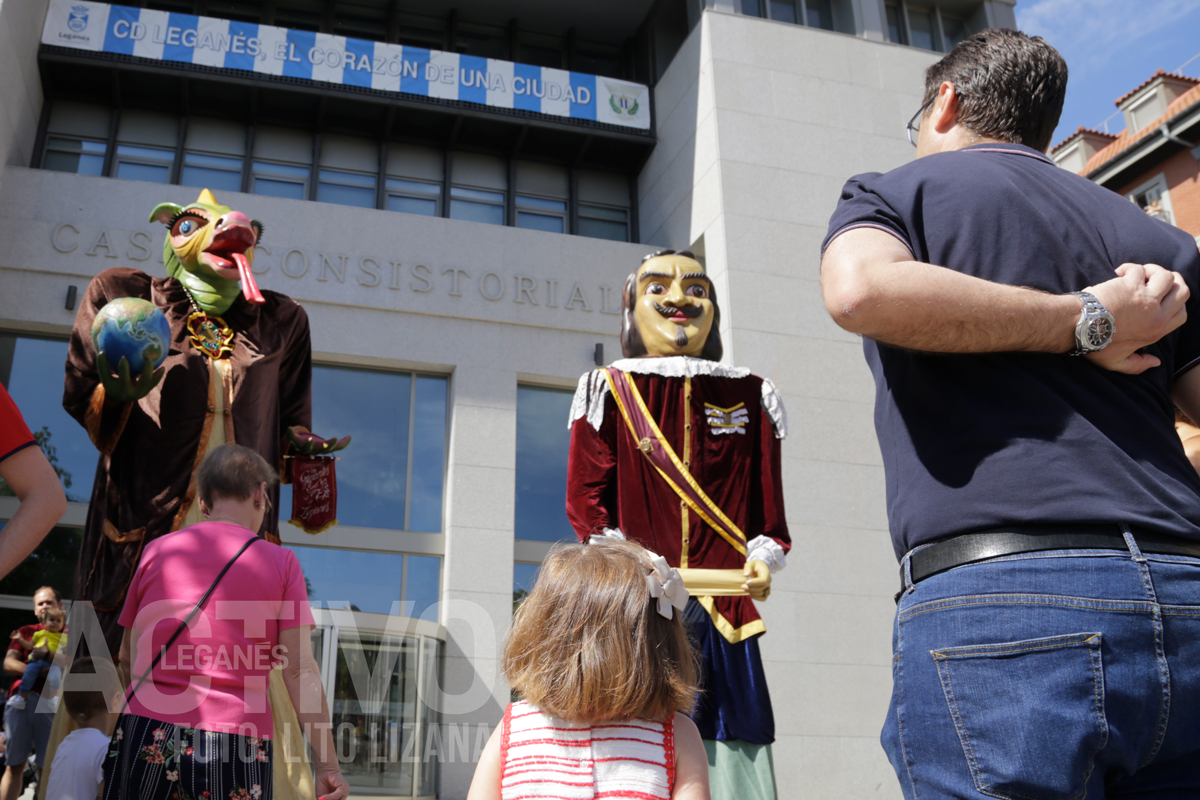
top-left (884, 533), bottom-right (1200, 799)
top-left (16, 659), bottom-right (50, 696)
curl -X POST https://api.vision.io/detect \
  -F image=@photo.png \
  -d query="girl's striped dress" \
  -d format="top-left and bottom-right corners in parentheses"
top-left (500, 700), bottom-right (676, 799)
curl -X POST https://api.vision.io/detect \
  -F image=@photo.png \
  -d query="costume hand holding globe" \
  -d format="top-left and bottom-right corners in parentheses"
top-left (90, 297), bottom-right (169, 404)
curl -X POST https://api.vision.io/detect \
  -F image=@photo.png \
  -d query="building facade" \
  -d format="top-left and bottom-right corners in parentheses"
top-left (1052, 69), bottom-right (1200, 243)
top-left (0, 0), bottom-right (1015, 798)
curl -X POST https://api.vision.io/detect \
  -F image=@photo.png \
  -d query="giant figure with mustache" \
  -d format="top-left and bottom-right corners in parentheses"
top-left (567, 250), bottom-right (790, 800)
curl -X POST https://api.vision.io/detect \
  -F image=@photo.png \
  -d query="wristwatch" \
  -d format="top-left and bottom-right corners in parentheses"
top-left (1069, 291), bottom-right (1116, 355)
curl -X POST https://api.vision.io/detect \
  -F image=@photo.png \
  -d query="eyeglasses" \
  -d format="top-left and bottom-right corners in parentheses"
top-left (906, 96), bottom-right (935, 147)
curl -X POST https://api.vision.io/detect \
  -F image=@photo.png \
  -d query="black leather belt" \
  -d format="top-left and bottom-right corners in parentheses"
top-left (901, 525), bottom-right (1200, 595)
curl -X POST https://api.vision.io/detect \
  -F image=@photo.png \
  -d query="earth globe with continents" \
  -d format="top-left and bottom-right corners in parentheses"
top-left (90, 297), bottom-right (172, 375)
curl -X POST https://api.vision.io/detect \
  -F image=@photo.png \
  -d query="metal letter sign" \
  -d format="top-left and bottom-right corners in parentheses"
top-left (41, 0), bottom-right (652, 131)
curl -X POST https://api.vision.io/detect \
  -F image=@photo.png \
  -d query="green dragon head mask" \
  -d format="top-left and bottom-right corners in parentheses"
top-left (149, 188), bottom-right (264, 315)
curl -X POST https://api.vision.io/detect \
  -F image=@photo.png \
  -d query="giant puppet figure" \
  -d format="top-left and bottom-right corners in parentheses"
top-left (56, 189), bottom-right (346, 799)
top-left (566, 249), bottom-right (789, 800)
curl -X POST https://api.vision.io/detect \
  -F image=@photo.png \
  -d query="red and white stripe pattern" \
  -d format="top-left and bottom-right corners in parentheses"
top-left (500, 700), bottom-right (675, 799)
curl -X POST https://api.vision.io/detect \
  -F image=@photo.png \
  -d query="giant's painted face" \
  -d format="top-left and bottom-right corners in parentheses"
top-left (149, 189), bottom-right (264, 314)
top-left (632, 254), bottom-right (714, 357)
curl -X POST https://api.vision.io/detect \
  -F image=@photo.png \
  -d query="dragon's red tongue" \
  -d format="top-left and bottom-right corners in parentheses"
top-left (233, 253), bottom-right (265, 305)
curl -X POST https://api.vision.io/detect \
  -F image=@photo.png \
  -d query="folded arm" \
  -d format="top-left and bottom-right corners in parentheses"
top-left (821, 227), bottom-right (1189, 375)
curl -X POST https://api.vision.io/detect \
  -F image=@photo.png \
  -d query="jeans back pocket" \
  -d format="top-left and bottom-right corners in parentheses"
top-left (932, 632), bottom-right (1107, 800)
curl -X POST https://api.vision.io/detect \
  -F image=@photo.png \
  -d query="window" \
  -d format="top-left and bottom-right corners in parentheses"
top-left (386, 179), bottom-right (441, 217)
top-left (0, 334), bottom-right (96, 503)
top-left (516, 196), bottom-right (567, 234)
top-left (739, 0), bottom-right (765, 17)
top-left (0, 526), bottom-right (83, 602)
top-left (280, 366), bottom-right (447, 532)
top-left (42, 137), bottom-right (106, 176)
top-left (906, 7), bottom-right (939, 51)
top-left (450, 187), bottom-right (506, 225)
top-left (514, 386), bottom-right (575, 543)
top-left (318, 169), bottom-right (377, 208)
top-left (884, 2), bottom-right (907, 44)
top-left (579, 205), bottom-right (630, 241)
top-left (941, 15), bottom-right (969, 49)
top-left (252, 161), bottom-right (310, 200)
top-left (180, 152), bottom-right (243, 192)
top-left (806, 0), bottom-right (835, 30)
top-left (290, 546), bottom-right (441, 618)
top-left (114, 145), bottom-right (174, 183)
top-left (1128, 175), bottom-right (1174, 225)
top-left (769, 0), bottom-right (798, 24)
top-left (513, 562), bottom-right (540, 611)
top-left (456, 24), bottom-right (509, 59)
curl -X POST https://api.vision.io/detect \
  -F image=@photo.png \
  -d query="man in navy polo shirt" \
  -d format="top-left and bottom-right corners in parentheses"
top-left (821, 29), bottom-right (1200, 799)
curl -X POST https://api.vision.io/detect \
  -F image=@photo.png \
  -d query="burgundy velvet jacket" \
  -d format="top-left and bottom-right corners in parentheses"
top-left (566, 358), bottom-right (789, 642)
top-left (62, 268), bottom-right (311, 650)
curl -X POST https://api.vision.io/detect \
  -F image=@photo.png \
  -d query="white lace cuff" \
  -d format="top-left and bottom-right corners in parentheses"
top-left (745, 536), bottom-right (787, 572)
top-left (588, 528), bottom-right (626, 545)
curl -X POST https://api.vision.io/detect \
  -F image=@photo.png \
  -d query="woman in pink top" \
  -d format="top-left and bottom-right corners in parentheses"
top-left (106, 445), bottom-right (348, 800)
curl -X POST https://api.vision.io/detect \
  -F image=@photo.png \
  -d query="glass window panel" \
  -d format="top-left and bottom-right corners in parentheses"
top-left (516, 196), bottom-right (566, 211)
top-left (907, 8), bottom-right (937, 50)
top-left (320, 169), bottom-right (376, 188)
top-left (405, 556), bottom-right (441, 620)
top-left (450, 199), bottom-right (505, 225)
top-left (116, 144), bottom-right (173, 161)
top-left (806, 0), bottom-right (835, 29)
top-left (517, 212), bottom-right (564, 234)
top-left (942, 16), bottom-right (969, 49)
top-left (387, 195), bottom-right (438, 216)
top-left (43, 149), bottom-right (105, 176)
top-left (456, 29), bottom-right (508, 59)
top-left (417, 639), bottom-right (439, 797)
top-left (253, 178), bottom-right (306, 200)
top-left (514, 386), bottom-right (575, 542)
top-left (115, 161), bottom-right (170, 183)
top-left (0, 526), bottom-right (82, 600)
top-left (311, 627), bottom-right (325, 674)
top-left (770, 0), bottom-right (797, 24)
top-left (578, 216), bottom-right (629, 242)
top-left (409, 376), bottom-right (447, 532)
top-left (289, 545), bottom-right (404, 615)
top-left (181, 165), bottom-right (242, 192)
top-left (885, 3), bottom-right (906, 44)
top-left (186, 152), bottom-right (241, 169)
top-left (318, 181), bottom-right (376, 208)
top-left (519, 43), bottom-right (561, 68)
top-left (580, 204), bottom-right (628, 222)
top-left (330, 630), bottom-right (418, 794)
top-left (255, 161), bottom-right (310, 178)
top-left (513, 562), bottom-right (540, 611)
top-left (0, 335), bottom-right (96, 502)
top-left (739, 0), bottom-right (764, 16)
top-left (451, 186), bottom-right (504, 203)
top-left (386, 178), bottom-right (440, 195)
top-left (281, 366), bottom-right (412, 529)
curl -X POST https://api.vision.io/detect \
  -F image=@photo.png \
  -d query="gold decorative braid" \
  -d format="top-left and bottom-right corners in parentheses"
top-left (698, 596), bottom-right (767, 643)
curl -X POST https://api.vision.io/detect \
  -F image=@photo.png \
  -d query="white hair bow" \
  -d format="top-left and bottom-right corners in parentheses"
top-left (646, 554), bottom-right (689, 620)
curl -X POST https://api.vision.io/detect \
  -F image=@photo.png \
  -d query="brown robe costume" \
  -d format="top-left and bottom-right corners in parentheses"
top-left (62, 267), bottom-right (312, 654)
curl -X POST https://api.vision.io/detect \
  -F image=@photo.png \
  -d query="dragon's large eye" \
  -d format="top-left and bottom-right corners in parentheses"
top-left (179, 220), bottom-right (194, 235)
top-left (170, 210), bottom-right (208, 238)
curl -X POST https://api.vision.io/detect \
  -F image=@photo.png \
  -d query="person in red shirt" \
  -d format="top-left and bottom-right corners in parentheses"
top-left (0, 384), bottom-right (66, 581)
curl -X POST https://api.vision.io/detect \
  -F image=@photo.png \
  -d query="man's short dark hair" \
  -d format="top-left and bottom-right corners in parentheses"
top-left (924, 28), bottom-right (1067, 153)
top-left (620, 250), bottom-right (723, 362)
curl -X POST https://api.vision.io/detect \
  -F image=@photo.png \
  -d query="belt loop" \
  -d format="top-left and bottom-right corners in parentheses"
top-left (903, 551), bottom-right (915, 591)
top-left (1121, 523), bottom-right (1146, 563)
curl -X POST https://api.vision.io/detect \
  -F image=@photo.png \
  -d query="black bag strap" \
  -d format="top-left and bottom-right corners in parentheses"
top-left (118, 535), bottom-right (259, 718)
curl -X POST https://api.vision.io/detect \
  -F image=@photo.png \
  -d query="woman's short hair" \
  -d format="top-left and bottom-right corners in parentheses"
top-left (194, 444), bottom-right (278, 508)
top-left (503, 541), bottom-right (699, 723)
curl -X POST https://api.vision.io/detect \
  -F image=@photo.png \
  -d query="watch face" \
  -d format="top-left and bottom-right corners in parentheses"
top-left (1086, 317), bottom-right (1114, 348)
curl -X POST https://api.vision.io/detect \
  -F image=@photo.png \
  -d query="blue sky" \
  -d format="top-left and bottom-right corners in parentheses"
top-left (1014, 0), bottom-right (1200, 149)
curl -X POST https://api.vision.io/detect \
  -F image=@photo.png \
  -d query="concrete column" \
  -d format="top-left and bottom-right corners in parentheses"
top-left (0, 0), bottom-right (49, 171)
top-left (436, 362), bottom-right (516, 799)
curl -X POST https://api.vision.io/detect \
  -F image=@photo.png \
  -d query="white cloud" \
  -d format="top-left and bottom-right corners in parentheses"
top-left (1016, 0), bottom-right (1200, 69)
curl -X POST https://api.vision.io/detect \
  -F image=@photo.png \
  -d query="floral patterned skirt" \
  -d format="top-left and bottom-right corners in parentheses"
top-left (104, 714), bottom-right (273, 800)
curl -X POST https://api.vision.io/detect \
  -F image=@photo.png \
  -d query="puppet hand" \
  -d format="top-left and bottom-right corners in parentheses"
top-left (743, 560), bottom-right (772, 601)
top-left (287, 426), bottom-right (352, 456)
top-left (97, 352), bottom-right (164, 404)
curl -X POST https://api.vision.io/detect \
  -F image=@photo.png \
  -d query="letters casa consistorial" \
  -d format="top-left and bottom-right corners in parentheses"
top-left (566, 249), bottom-right (791, 800)
top-left (51, 221), bottom-right (623, 315)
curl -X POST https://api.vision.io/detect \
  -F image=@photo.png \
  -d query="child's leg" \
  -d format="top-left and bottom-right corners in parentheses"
top-left (17, 659), bottom-right (49, 696)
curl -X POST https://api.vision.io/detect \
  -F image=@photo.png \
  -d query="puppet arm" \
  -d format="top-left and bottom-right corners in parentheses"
top-left (566, 415), bottom-right (618, 541)
top-left (63, 271), bottom-right (152, 454)
top-left (742, 402), bottom-right (792, 600)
